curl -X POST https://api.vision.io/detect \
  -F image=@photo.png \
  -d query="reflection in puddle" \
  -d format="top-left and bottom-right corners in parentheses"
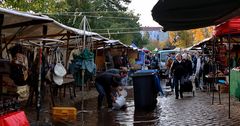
top-left (52, 87), bottom-right (162, 126)
top-left (115, 99), bottom-right (161, 126)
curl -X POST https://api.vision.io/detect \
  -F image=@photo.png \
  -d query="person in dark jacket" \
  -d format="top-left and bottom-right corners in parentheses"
top-left (170, 53), bottom-right (186, 99)
top-left (182, 53), bottom-right (193, 76)
top-left (95, 72), bottom-right (122, 110)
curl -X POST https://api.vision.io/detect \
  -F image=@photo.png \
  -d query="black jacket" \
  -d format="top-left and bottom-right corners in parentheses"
top-left (95, 72), bottom-right (121, 89)
top-left (171, 60), bottom-right (186, 79)
top-left (182, 59), bottom-right (193, 76)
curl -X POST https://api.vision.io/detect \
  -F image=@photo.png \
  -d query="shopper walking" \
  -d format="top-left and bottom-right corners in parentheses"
top-left (170, 53), bottom-right (186, 99)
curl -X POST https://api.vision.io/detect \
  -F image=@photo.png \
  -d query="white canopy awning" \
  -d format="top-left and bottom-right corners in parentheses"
top-left (0, 7), bottom-right (104, 44)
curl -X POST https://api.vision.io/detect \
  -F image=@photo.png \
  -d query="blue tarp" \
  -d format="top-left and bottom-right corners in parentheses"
top-left (135, 51), bottom-right (145, 65)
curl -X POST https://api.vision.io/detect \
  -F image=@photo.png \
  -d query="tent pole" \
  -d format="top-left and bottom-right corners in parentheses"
top-left (37, 25), bottom-right (48, 121)
top-left (228, 34), bottom-right (231, 119)
top-left (65, 31), bottom-right (70, 69)
top-left (212, 37), bottom-right (216, 105)
top-left (0, 14), bottom-right (4, 59)
top-left (0, 14), bottom-right (3, 100)
top-left (82, 16), bottom-right (86, 111)
top-left (2, 26), bottom-right (26, 51)
top-left (37, 43), bottom-right (42, 121)
top-left (78, 16), bottom-right (92, 115)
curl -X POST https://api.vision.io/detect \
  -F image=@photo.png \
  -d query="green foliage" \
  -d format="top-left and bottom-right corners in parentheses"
top-left (0, 0), bottom-right (68, 13)
top-left (173, 30), bottom-right (194, 48)
top-left (145, 44), bottom-right (155, 51)
top-left (134, 32), bottom-right (148, 48)
top-left (0, 0), bottom-right (146, 47)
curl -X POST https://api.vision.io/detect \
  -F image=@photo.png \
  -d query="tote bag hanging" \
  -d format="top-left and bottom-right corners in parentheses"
top-left (54, 51), bottom-right (66, 77)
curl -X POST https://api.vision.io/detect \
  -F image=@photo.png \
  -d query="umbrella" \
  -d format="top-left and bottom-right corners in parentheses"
top-left (152, 0), bottom-right (240, 31)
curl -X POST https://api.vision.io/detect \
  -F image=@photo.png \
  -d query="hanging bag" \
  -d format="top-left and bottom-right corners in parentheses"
top-left (112, 95), bottom-right (126, 110)
top-left (53, 49), bottom-right (66, 85)
top-left (54, 50), bottom-right (66, 77)
top-left (53, 74), bottom-right (64, 85)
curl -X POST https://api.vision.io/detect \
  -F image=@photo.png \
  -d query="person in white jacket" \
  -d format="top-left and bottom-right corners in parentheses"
top-left (195, 53), bottom-right (203, 90)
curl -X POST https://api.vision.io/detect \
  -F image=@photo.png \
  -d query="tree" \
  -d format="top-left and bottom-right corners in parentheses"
top-left (169, 27), bottom-right (214, 48)
top-left (134, 32), bottom-right (148, 48)
top-left (1, 0), bottom-right (146, 47)
top-left (168, 31), bottom-right (175, 43)
top-left (190, 27), bottom-right (213, 44)
top-left (0, 0), bottom-right (68, 13)
top-left (206, 26), bottom-right (213, 37)
top-left (192, 28), bottom-right (205, 44)
top-left (55, 0), bottom-right (144, 46)
top-left (171, 30), bottom-right (194, 48)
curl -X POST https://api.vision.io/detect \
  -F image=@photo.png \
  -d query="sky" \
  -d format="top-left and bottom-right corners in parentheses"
top-left (128, 0), bottom-right (160, 27)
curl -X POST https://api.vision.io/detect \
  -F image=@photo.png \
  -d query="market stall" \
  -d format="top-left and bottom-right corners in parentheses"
top-left (0, 7), bottom-right (102, 123)
top-left (214, 16), bottom-right (240, 100)
top-left (95, 40), bottom-right (130, 71)
top-left (151, 0), bottom-right (240, 118)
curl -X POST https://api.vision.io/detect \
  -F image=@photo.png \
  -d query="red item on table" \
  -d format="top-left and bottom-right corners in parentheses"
top-left (0, 111), bottom-right (29, 126)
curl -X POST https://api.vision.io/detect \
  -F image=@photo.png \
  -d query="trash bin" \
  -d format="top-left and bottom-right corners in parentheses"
top-left (132, 70), bottom-right (158, 110)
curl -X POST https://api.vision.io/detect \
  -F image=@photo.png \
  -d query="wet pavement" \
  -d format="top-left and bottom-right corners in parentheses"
top-left (27, 83), bottom-right (240, 126)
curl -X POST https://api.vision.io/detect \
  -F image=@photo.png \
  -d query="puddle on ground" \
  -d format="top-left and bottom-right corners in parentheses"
top-left (52, 87), bottom-right (162, 126)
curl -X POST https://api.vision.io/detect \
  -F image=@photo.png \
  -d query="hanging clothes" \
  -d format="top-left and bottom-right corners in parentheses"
top-left (9, 44), bottom-right (29, 86)
top-left (69, 48), bottom-right (96, 86)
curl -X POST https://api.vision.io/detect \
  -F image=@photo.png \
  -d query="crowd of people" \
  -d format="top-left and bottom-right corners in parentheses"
top-left (94, 50), bottom-right (221, 111)
top-left (165, 51), bottom-right (217, 99)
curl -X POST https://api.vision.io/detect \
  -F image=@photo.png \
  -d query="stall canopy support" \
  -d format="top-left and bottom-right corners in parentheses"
top-left (2, 26), bottom-right (26, 51)
top-left (65, 31), bottom-right (70, 69)
top-left (0, 14), bottom-right (4, 100)
top-left (228, 34), bottom-right (231, 119)
top-left (37, 25), bottom-right (48, 121)
top-left (0, 14), bottom-right (4, 59)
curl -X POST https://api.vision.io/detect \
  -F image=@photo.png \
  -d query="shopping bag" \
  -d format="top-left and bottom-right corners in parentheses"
top-left (54, 51), bottom-right (66, 77)
top-left (112, 96), bottom-right (126, 110)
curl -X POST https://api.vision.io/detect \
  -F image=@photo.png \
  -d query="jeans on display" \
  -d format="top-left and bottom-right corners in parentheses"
top-left (174, 77), bottom-right (183, 98)
top-left (154, 75), bottom-right (164, 96)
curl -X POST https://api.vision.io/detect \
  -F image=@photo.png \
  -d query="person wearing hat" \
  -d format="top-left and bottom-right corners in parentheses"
top-left (95, 72), bottom-right (123, 110)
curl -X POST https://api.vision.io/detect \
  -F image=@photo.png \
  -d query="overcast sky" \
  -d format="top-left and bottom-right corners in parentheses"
top-left (128, 0), bottom-right (160, 27)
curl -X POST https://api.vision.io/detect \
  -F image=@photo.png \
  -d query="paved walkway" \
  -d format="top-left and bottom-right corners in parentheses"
top-left (27, 83), bottom-right (240, 126)
top-left (71, 88), bottom-right (240, 126)
top-left (158, 89), bottom-right (240, 126)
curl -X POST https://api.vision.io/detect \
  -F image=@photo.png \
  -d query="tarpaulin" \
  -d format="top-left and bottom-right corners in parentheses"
top-left (152, 0), bottom-right (240, 31)
top-left (214, 16), bottom-right (240, 36)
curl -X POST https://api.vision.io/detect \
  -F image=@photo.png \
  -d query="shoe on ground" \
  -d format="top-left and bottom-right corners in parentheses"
top-left (180, 95), bottom-right (183, 99)
top-left (108, 108), bottom-right (113, 112)
top-left (97, 106), bottom-right (104, 111)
